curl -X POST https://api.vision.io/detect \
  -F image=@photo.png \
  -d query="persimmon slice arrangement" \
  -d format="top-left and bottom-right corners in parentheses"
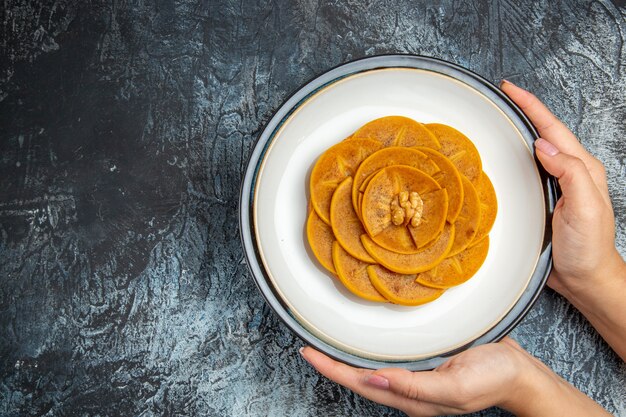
top-left (306, 116), bottom-right (497, 306)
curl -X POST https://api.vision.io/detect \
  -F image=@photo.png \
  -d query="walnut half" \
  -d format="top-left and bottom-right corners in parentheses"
top-left (390, 191), bottom-right (424, 227)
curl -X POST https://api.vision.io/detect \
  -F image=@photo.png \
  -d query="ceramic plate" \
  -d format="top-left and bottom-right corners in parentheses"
top-left (240, 55), bottom-right (556, 370)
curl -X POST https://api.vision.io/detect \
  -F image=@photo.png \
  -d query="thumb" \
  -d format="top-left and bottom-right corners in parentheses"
top-left (535, 138), bottom-right (601, 208)
top-left (373, 368), bottom-right (452, 404)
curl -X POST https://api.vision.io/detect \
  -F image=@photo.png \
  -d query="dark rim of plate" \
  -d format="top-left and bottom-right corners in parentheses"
top-left (239, 54), bottom-right (557, 371)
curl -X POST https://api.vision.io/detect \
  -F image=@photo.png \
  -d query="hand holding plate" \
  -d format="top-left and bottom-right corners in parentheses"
top-left (300, 338), bottom-right (611, 416)
top-left (501, 80), bottom-right (626, 360)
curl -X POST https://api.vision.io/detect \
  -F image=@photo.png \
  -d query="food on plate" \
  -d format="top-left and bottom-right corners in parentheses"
top-left (351, 116), bottom-right (441, 149)
top-left (416, 237), bottom-right (490, 288)
top-left (306, 116), bottom-right (497, 306)
top-left (351, 147), bottom-right (438, 218)
top-left (310, 138), bottom-right (382, 224)
top-left (330, 177), bottom-right (375, 263)
top-left (367, 264), bottom-right (444, 306)
top-left (425, 123), bottom-right (482, 186)
top-left (416, 147), bottom-right (464, 223)
top-left (332, 242), bottom-right (386, 302)
top-left (360, 166), bottom-right (448, 252)
top-left (473, 172), bottom-right (498, 244)
top-left (447, 176), bottom-right (480, 257)
top-left (361, 224), bottom-right (455, 274)
top-left (306, 210), bottom-right (337, 275)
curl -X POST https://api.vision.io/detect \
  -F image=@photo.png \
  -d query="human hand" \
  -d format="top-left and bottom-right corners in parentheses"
top-left (301, 338), bottom-right (530, 416)
top-left (300, 338), bottom-right (610, 416)
top-left (501, 80), bottom-right (626, 360)
top-left (500, 80), bottom-right (625, 296)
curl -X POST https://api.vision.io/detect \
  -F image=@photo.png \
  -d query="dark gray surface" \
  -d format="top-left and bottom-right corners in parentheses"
top-left (0, 1), bottom-right (624, 416)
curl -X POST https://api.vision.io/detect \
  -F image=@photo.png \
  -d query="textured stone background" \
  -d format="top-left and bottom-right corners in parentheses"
top-left (1, 1), bottom-right (625, 416)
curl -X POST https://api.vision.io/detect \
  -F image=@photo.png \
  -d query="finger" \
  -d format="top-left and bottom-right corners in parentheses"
top-left (500, 80), bottom-right (610, 198)
top-left (299, 348), bottom-right (394, 405)
top-left (374, 366), bottom-right (458, 405)
top-left (300, 347), bottom-right (445, 416)
top-left (534, 139), bottom-right (604, 209)
top-left (372, 367), bottom-right (477, 416)
top-left (500, 81), bottom-right (585, 157)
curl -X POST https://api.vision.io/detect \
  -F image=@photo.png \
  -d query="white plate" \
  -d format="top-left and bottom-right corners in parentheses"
top-left (240, 56), bottom-right (555, 370)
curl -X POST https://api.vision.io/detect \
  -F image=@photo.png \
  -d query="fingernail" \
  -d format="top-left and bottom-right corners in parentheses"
top-left (535, 138), bottom-right (560, 156)
top-left (500, 79), bottom-right (514, 87)
top-left (299, 347), bottom-right (310, 363)
top-left (365, 374), bottom-right (390, 390)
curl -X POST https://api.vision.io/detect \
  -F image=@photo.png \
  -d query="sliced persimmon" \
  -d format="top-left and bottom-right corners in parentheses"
top-left (360, 224), bottom-right (455, 274)
top-left (352, 147), bottom-right (439, 215)
top-left (366, 189), bottom-right (449, 254)
top-left (448, 176), bottom-right (480, 257)
top-left (351, 116), bottom-right (441, 149)
top-left (332, 242), bottom-right (386, 302)
top-left (359, 171), bottom-right (379, 192)
top-left (367, 264), bottom-right (444, 306)
top-left (416, 147), bottom-right (464, 223)
top-left (406, 189), bottom-right (449, 249)
top-left (361, 165), bottom-right (445, 253)
top-left (425, 123), bottom-right (482, 186)
top-left (417, 237), bottom-right (490, 288)
top-left (330, 177), bottom-right (375, 263)
top-left (369, 224), bottom-right (418, 255)
top-left (306, 210), bottom-right (336, 275)
top-left (310, 138), bottom-right (382, 224)
top-left (307, 119), bottom-right (490, 307)
top-left (473, 172), bottom-right (497, 244)
top-left (355, 170), bottom-right (379, 221)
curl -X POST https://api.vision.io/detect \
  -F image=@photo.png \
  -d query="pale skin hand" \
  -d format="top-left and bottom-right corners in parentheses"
top-left (501, 80), bottom-right (626, 361)
top-left (300, 82), bottom-right (624, 416)
top-left (301, 337), bottom-right (611, 416)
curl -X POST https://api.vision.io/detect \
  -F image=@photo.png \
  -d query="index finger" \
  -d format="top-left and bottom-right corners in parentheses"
top-left (500, 80), bottom-right (587, 157)
top-left (500, 80), bottom-right (610, 199)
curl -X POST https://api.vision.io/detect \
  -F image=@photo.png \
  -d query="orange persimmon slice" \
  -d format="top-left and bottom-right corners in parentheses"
top-left (448, 176), bottom-right (480, 257)
top-left (425, 123), bottom-right (482, 186)
top-left (330, 177), bottom-right (375, 263)
top-left (360, 224), bottom-right (455, 274)
top-left (332, 242), bottom-right (386, 302)
top-left (367, 264), bottom-right (444, 306)
top-left (352, 147), bottom-right (439, 216)
top-left (351, 116), bottom-right (441, 149)
top-left (310, 138), bottom-right (382, 224)
top-left (306, 210), bottom-right (337, 275)
top-left (416, 147), bottom-right (464, 223)
top-left (361, 165), bottom-right (446, 253)
top-left (406, 189), bottom-right (449, 250)
top-left (473, 172), bottom-right (497, 244)
top-left (417, 237), bottom-right (490, 288)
